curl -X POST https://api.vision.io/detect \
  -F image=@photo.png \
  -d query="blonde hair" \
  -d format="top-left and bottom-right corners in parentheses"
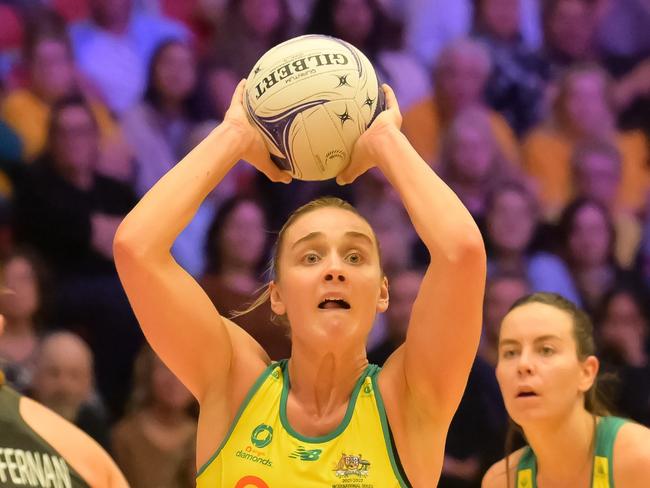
top-left (232, 197), bottom-right (381, 326)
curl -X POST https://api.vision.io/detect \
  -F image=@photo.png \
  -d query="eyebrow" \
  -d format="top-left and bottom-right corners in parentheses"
top-left (499, 335), bottom-right (563, 348)
top-left (290, 231), bottom-right (374, 250)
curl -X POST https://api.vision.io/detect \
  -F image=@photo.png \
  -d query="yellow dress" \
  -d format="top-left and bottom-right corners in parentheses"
top-left (196, 360), bottom-right (410, 487)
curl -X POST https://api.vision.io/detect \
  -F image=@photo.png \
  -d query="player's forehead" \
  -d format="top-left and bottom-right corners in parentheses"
top-left (500, 303), bottom-right (574, 343)
top-left (284, 207), bottom-right (376, 248)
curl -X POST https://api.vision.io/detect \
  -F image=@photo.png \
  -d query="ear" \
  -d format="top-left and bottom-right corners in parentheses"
top-left (376, 276), bottom-right (389, 313)
top-left (0, 314), bottom-right (4, 337)
top-left (578, 355), bottom-right (599, 393)
top-left (269, 281), bottom-right (286, 316)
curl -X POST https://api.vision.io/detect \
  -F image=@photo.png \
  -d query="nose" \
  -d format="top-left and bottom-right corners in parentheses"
top-left (325, 272), bottom-right (345, 282)
top-left (323, 255), bottom-right (346, 283)
top-left (516, 349), bottom-right (534, 376)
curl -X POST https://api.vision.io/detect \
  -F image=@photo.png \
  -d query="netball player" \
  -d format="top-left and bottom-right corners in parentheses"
top-left (113, 81), bottom-right (486, 486)
top-left (482, 293), bottom-right (650, 488)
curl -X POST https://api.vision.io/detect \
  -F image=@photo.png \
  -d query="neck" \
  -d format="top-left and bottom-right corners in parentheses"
top-left (287, 344), bottom-right (368, 420)
top-left (158, 100), bottom-right (185, 118)
top-left (522, 406), bottom-right (595, 483)
top-left (3, 317), bottom-right (35, 337)
top-left (59, 167), bottom-right (94, 190)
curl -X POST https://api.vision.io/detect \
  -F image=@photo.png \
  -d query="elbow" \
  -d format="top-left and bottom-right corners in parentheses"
top-left (113, 219), bottom-right (148, 264)
top-left (447, 227), bottom-right (486, 267)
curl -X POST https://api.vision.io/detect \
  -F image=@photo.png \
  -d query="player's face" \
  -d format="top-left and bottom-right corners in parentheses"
top-left (271, 207), bottom-right (387, 348)
top-left (496, 303), bottom-right (597, 425)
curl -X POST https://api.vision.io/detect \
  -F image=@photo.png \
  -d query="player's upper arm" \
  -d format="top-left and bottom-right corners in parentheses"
top-left (113, 234), bottom-right (267, 401)
top-left (383, 236), bottom-right (486, 421)
top-left (615, 422), bottom-right (650, 486)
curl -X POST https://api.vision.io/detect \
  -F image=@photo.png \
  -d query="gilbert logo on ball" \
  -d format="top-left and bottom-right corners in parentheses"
top-left (244, 35), bottom-right (385, 181)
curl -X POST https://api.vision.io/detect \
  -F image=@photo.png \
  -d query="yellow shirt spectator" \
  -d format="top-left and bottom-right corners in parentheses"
top-left (1, 88), bottom-right (117, 161)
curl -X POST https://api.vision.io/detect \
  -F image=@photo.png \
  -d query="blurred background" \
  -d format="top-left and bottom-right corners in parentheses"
top-left (0, 0), bottom-right (647, 486)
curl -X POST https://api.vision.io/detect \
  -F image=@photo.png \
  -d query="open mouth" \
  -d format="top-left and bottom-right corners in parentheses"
top-left (517, 390), bottom-right (538, 398)
top-left (318, 299), bottom-right (351, 310)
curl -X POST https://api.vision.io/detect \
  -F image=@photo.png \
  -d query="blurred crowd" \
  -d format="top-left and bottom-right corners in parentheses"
top-left (0, 0), bottom-right (647, 486)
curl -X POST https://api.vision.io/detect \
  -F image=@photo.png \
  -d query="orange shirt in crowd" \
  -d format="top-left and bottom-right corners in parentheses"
top-left (522, 127), bottom-right (649, 219)
top-left (400, 96), bottom-right (520, 166)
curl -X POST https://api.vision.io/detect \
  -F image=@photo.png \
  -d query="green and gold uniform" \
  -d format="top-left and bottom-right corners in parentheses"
top-left (196, 360), bottom-right (411, 487)
top-left (516, 416), bottom-right (628, 488)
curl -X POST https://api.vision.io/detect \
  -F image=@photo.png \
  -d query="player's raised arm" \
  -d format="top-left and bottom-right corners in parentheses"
top-left (113, 81), bottom-right (290, 401)
top-left (341, 84), bottom-right (486, 422)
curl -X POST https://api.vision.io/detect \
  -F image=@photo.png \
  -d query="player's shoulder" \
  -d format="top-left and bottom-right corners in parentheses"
top-left (482, 447), bottom-right (527, 488)
top-left (19, 395), bottom-right (127, 487)
top-left (614, 421), bottom-right (650, 483)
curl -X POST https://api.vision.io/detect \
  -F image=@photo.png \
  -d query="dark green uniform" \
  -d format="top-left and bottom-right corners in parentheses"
top-left (0, 372), bottom-right (90, 488)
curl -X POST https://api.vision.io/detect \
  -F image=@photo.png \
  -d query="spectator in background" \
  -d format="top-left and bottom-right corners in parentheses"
top-left (0, 13), bottom-right (122, 167)
top-left (0, 314), bottom-right (129, 486)
top-left (112, 345), bottom-right (196, 488)
top-left (557, 198), bottom-right (640, 317)
top-left (69, 0), bottom-right (188, 115)
top-left (210, 0), bottom-right (291, 78)
top-left (30, 331), bottom-right (111, 449)
top-left (367, 268), bottom-right (422, 366)
top-left (441, 272), bottom-right (527, 487)
top-left (483, 180), bottom-right (581, 304)
top-left (121, 39), bottom-right (211, 276)
top-left (572, 139), bottom-right (642, 268)
top-left (522, 63), bottom-right (649, 220)
top-left (638, 220), bottom-right (650, 293)
top-left (401, 38), bottom-right (519, 167)
top-left (199, 61), bottom-right (239, 122)
top-left (437, 107), bottom-right (515, 220)
top-left (404, 0), bottom-right (542, 70)
top-left (306, 0), bottom-right (430, 111)
top-left (0, 249), bottom-right (48, 392)
top-left (0, 120), bottom-right (23, 196)
top-left (597, 286), bottom-right (650, 426)
top-left (541, 0), bottom-right (602, 73)
top-left (13, 96), bottom-right (142, 416)
top-left (479, 272), bottom-right (531, 368)
top-left (200, 196), bottom-right (292, 360)
top-left (473, 0), bottom-right (550, 135)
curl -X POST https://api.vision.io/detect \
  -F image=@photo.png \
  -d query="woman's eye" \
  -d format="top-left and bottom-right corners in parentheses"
top-left (540, 346), bottom-right (555, 356)
top-left (346, 252), bottom-right (362, 264)
top-left (303, 253), bottom-right (320, 264)
top-left (501, 349), bottom-right (517, 359)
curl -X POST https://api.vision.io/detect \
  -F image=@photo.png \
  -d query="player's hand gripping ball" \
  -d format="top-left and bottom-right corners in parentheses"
top-left (244, 34), bottom-right (385, 181)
